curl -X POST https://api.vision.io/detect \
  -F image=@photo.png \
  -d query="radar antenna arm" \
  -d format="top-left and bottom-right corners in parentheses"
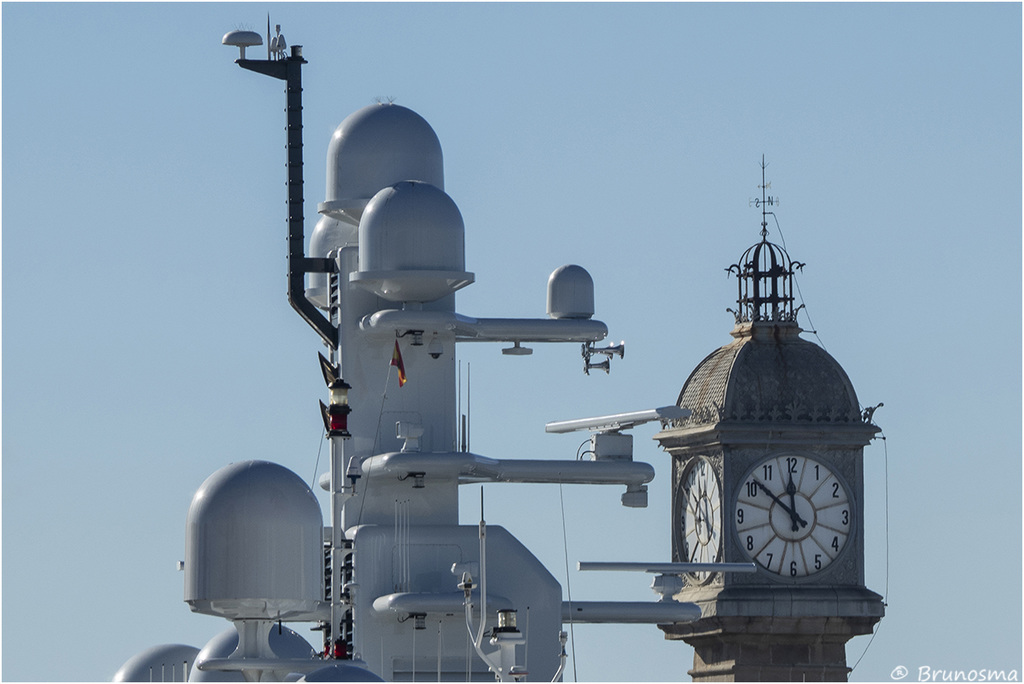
top-left (545, 406), bottom-right (689, 434)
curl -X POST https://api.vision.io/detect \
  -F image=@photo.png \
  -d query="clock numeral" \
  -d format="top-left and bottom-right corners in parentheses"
top-left (831, 536), bottom-right (840, 552)
top-left (789, 560), bottom-right (798, 577)
top-left (746, 535), bottom-right (754, 551)
top-left (841, 509), bottom-right (849, 525)
top-left (762, 464), bottom-right (773, 481)
top-left (832, 482), bottom-right (841, 498)
top-left (746, 481), bottom-right (758, 498)
top-left (814, 464), bottom-right (820, 480)
top-left (785, 457), bottom-right (798, 474)
top-left (737, 508), bottom-right (744, 524)
top-left (814, 554), bottom-right (822, 570)
top-left (765, 552), bottom-right (773, 567)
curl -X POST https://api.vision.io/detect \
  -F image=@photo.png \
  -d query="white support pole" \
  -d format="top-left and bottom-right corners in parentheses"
top-left (329, 433), bottom-right (346, 654)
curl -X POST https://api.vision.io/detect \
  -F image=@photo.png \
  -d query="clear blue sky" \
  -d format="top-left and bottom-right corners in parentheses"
top-left (2, 3), bottom-right (1020, 681)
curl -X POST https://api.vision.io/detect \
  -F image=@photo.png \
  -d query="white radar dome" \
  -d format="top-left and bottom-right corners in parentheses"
top-left (350, 181), bottom-right (474, 303)
top-left (184, 460), bottom-right (323, 621)
top-left (306, 215), bottom-right (358, 309)
top-left (114, 643), bottom-right (200, 682)
top-left (222, 30), bottom-right (262, 60)
top-left (189, 626), bottom-right (317, 682)
top-left (301, 663), bottom-right (385, 682)
top-left (319, 103), bottom-right (444, 226)
top-left (547, 264), bottom-right (595, 319)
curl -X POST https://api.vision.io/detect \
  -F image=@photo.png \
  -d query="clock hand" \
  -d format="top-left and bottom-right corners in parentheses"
top-left (785, 472), bottom-right (804, 532)
top-left (754, 479), bottom-right (808, 529)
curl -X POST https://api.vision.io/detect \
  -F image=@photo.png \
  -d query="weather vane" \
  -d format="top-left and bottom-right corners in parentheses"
top-left (749, 155), bottom-right (780, 238)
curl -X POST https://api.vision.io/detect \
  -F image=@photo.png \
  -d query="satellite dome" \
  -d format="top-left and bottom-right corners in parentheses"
top-left (350, 181), bottom-right (474, 302)
top-left (300, 663), bottom-right (385, 682)
top-left (189, 626), bottom-right (317, 682)
top-left (319, 104), bottom-right (444, 226)
top-left (222, 30), bottom-right (262, 60)
top-left (114, 643), bottom-right (199, 682)
top-left (184, 461), bottom-right (323, 620)
top-left (547, 264), bottom-right (595, 320)
top-left (306, 215), bottom-right (358, 309)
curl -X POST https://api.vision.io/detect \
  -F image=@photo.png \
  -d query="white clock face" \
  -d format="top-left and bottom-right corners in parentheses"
top-left (679, 458), bottom-right (722, 580)
top-left (735, 454), bottom-right (852, 578)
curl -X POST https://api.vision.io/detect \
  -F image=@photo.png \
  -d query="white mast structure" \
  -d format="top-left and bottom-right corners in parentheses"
top-left (113, 26), bottom-right (753, 683)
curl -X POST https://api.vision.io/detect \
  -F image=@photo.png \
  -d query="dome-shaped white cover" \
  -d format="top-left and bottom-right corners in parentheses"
top-left (306, 215), bottom-right (358, 309)
top-left (350, 181), bottom-right (474, 302)
top-left (300, 663), bottom-right (385, 682)
top-left (547, 264), bottom-right (595, 319)
top-left (189, 626), bottom-right (317, 682)
top-left (319, 104), bottom-right (444, 226)
top-left (114, 643), bottom-right (200, 682)
top-left (184, 461), bottom-right (323, 620)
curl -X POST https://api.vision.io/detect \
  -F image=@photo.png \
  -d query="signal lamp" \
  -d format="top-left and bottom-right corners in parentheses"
top-left (329, 379), bottom-right (350, 408)
top-left (495, 609), bottom-right (519, 633)
top-left (326, 379), bottom-right (351, 438)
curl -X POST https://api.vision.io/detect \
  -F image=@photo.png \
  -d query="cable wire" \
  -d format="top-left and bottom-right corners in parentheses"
top-left (849, 430), bottom-right (890, 673)
top-left (353, 359), bottom-right (398, 528)
top-left (310, 430), bottom-right (326, 491)
top-left (770, 213), bottom-right (827, 351)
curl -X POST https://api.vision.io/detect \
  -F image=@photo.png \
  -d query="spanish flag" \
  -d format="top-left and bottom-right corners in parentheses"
top-left (391, 340), bottom-right (407, 387)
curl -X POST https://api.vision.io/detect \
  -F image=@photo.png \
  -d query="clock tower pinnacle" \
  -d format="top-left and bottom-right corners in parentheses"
top-left (655, 162), bottom-right (884, 682)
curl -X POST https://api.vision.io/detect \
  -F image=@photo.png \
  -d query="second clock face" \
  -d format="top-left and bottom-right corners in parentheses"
top-left (735, 454), bottom-right (852, 578)
top-left (680, 457), bottom-right (722, 581)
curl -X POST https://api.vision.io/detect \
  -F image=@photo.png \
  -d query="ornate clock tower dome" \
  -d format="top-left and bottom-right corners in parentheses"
top-left (655, 174), bottom-right (884, 681)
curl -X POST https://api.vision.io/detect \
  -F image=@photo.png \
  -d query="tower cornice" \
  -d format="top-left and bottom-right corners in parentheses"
top-left (655, 421), bottom-right (880, 452)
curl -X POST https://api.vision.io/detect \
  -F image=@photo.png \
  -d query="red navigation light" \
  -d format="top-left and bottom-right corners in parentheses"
top-left (329, 409), bottom-right (349, 434)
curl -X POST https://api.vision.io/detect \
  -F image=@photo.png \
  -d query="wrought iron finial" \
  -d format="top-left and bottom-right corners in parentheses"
top-left (728, 158), bottom-right (803, 324)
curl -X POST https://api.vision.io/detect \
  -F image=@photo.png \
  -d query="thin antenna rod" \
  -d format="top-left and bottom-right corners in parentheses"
top-left (475, 485), bottom-right (490, 658)
top-left (266, 14), bottom-right (271, 61)
top-left (760, 155), bottom-right (769, 238)
top-left (458, 361), bottom-right (464, 451)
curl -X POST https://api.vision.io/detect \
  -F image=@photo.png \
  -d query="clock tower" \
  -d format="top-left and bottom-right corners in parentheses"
top-left (655, 177), bottom-right (884, 681)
